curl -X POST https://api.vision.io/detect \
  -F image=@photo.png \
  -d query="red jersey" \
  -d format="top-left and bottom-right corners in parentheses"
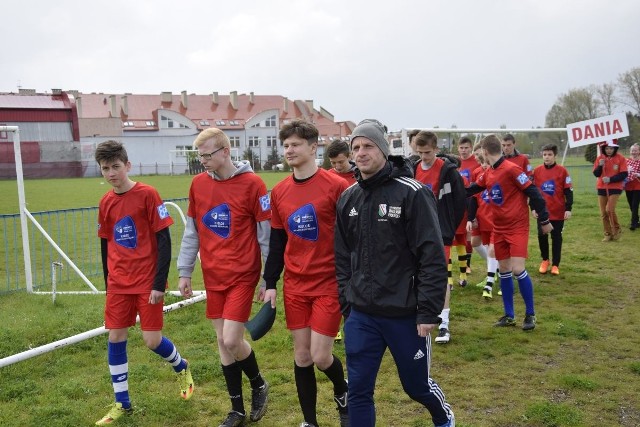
top-left (414, 157), bottom-right (445, 194)
top-left (270, 168), bottom-right (348, 296)
top-left (98, 182), bottom-right (174, 294)
top-left (476, 159), bottom-right (531, 233)
top-left (328, 167), bottom-right (357, 186)
top-left (458, 156), bottom-right (480, 184)
top-left (188, 172), bottom-right (271, 291)
top-left (504, 153), bottom-right (532, 177)
top-left (472, 166), bottom-right (494, 231)
top-left (594, 153), bottom-right (628, 191)
top-left (533, 163), bottom-right (572, 220)
top-left (626, 157), bottom-right (640, 191)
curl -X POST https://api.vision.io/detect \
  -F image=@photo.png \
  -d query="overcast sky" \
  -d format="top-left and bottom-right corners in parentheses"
top-left (2, 0), bottom-right (639, 131)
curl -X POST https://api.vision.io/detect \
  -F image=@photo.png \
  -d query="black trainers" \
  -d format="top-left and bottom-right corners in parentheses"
top-left (522, 314), bottom-right (537, 331)
top-left (494, 315), bottom-right (516, 327)
top-left (249, 381), bottom-right (269, 422)
top-left (334, 390), bottom-right (349, 427)
top-left (219, 411), bottom-right (246, 427)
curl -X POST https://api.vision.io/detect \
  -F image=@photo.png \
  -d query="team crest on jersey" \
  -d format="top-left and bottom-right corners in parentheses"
top-left (203, 203), bottom-right (231, 238)
top-left (378, 204), bottom-right (387, 217)
top-left (114, 216), bottom-right (137, 249)
top-left (517, 172), bottom-right (529, 185)
top-left (460, 169), bottom-right (471, 181)
top-left (565, 176), bottom-right (572, 184)
top-left (541, 179), bottom-right (556, 196)
top-left (481, 189), bottom-right (491, 204)
top-left (259, 194), bottom-right (270, 212)
top-left (288, 203), bottom-right (318, 241)
top-left (423, 183), bottom-right (433, 192)
top-left (157, 203), bottom-right (170, 219)
top-left (490, 184), bottom-right (504, 206)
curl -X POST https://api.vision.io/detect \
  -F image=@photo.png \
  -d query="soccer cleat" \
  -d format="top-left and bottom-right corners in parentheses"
top-left (482, 286), bottom-right (492, 299)
top-left (299, 423), bottom-right (317, 427)
top-left (249, 381), bottom-right (269, 422)
top-left (434, 328), bottom-right (451, 344)
top-left (219, 411), bottom-right (246, 427)
top-left (95, 402), bottom-right (133, 425)
top-left (522, 315), bottom-right (537, 331)
top-left (334, 389), bottom-right (349, 427)
top-left (494, 315), bottom-right (516, 327)
top-left (177, 359), bottom-right (194, 400)
top-left (458, 279), bottom-right (467, 287)
top-left (550, 266), bottom-right (560, 275)
top-left (538, 260), bottom-right (550, 274)
top-left (334, 330), bottom-right (343, 342)
top-left (475, 278), bottom-right (487, 288)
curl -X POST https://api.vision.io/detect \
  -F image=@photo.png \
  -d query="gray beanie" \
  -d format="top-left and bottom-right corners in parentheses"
top-left (350, 119), bottom-right (389, 158)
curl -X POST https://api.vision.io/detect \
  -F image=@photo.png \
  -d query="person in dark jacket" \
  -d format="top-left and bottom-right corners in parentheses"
top-left (335, 119), bottom-right (455, 427)
top-left (412, 131), bottom-right (467, 344)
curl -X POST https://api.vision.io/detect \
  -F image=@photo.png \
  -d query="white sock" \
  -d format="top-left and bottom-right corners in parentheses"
top-left (439, 308), bottom-right (450, 329)
top-left (474, 244), bottom-right (488, 260)
top-left (488, 257), bottom-right (498, 275)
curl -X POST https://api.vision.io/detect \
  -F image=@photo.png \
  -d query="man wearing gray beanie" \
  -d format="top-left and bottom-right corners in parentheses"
top-left (336, 120), bottom-right (454, 426)
top-left (349, 119), bottom-right (390, 158)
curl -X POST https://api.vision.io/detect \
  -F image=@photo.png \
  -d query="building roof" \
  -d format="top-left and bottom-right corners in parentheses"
top-left (0, 94), bottom-right (72, 110)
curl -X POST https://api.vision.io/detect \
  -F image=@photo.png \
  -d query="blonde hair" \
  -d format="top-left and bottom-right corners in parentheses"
top-left (193, 128), bottom-right (230, 149)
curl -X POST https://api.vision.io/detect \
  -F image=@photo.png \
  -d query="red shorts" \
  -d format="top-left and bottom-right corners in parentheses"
top-left (453, 233), bottom-right (467, 246)
top-left (206, 285), bottom-right (255, 322)
top-left (105, 293), bottom-right (163, 331)
top-left (472, 229), bottom-right (493, 246)
top-left (283, 292), bottom-right (341, 337)
top-left (493, 229), bottom-right (528, 260)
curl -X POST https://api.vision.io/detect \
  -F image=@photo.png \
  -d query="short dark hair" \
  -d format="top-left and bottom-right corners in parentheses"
top-left (408, 129), bottom-right (420, 142)
top-left (541, 144), bottom-right (558, 155)
top-left (95, 140), bottom-right (128, 165)
top-left (414, 131), bottom-right (439, 148)
top-left (480, 134), bottom-right (502, 155)
top-left (326, 139), bottom-right (350, 158)
top-left (278, 119), bottom-right (319, 144)
top-left (502, 133), bottom-right (515, 143)
top-left (458, 136), bottom-right (472, 146)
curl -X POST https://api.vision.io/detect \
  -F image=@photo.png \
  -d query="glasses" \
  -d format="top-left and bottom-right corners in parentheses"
top-left (197, 146), bottom-right (224, 160)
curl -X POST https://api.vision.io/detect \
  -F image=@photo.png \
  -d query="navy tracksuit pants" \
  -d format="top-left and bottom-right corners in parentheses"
top-left (344, 308), bottom-right (453, 426)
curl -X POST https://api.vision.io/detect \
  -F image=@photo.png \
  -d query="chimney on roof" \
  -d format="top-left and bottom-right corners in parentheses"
top-left (249, 92), bottom-right (255, 104)
top-left (109, 95), bottom-right (118, 118)
top-left (67, 89), bottom-right (79, 98)
top-left (319, 107), bottom-right (334, 121)
top-left (283, 98), bottom-right (289, 113)
top-left (161, 91), bottom-right (172, 103)
top-left (181, 90), bottom-right (188, 109)
top-left (212, 92), bottom-right (219, 105)
top-left (305, 99), bottom-right (314, 111)
top-left (76, 97), bottom-right (83, 118)
top-left (18, 88), bottom-right (36, 95)
top-left (121, 95), bottom-right (129, 116)
top-left (230, 91), bottom-right (238, 110)
top-left (52, 88), bottom-right (62, 95)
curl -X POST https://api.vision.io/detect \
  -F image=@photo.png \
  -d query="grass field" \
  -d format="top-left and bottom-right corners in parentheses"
top-left (1, 166), bottom-right (639, 426)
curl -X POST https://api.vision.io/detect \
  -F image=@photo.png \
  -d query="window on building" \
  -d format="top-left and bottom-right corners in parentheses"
top-left (175, 145), bottom-right (191, 157)
top-left (265, 115), bottom-right (277, 127)
top-left (145, 121), bottom-right (156, 127)
top-left (229, 136), bottom-right (240, 148)
top-left (200, 120), bottom-right (210, 126)
top-left (229, 120), bottom-right (239, 126)
top-left (122, 121), bottom-right (134, 127)
top-left (249, 137), bottom-right (260, 147)
top-left (215, 120), bottom-right (226, 126)
top-left (266, 136), bottom-right (277, 147)
top-left (251, 122), bottom-right (261, 128)
top-left (160, 115), bottom-right (188, 129)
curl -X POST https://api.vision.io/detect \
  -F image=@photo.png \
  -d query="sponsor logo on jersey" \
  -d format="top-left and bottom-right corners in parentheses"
top-left (388, 206), bottom-right (402, 218)
top-left (490, 184), bottom-right (504, 206)
top-left (460, 169), bottom-right (471, 181)
top-left (114, 216), bottom-right (137, 249)
top-left (565, 176), bottom-right (572, 184)
top-left (481, 189), bottom-right (491, 204)
top-left (288, 203), bottom-right (318, 241)
top-left (349, 207), bottom-right (358, 217)
top-left (259, 194), bottom-right (271, 212)
top-left (541, 179), bottom-right (556, 196)
top-left (203, 203), bottom-right (231, 238)
top-left (517, 172), bottom-right (529, 185)
top-left (423, 183), bottom-right (433, 192)
top-left (157, 203), bottom-right (170, 219)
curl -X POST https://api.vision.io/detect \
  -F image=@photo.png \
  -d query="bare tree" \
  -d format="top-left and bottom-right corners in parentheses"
top-left (595, 82), bottom-right (617, 115)
top-left (545, 87), bottom-right (602, 128)
top-left (618, 67), bottom-right (640, 114)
